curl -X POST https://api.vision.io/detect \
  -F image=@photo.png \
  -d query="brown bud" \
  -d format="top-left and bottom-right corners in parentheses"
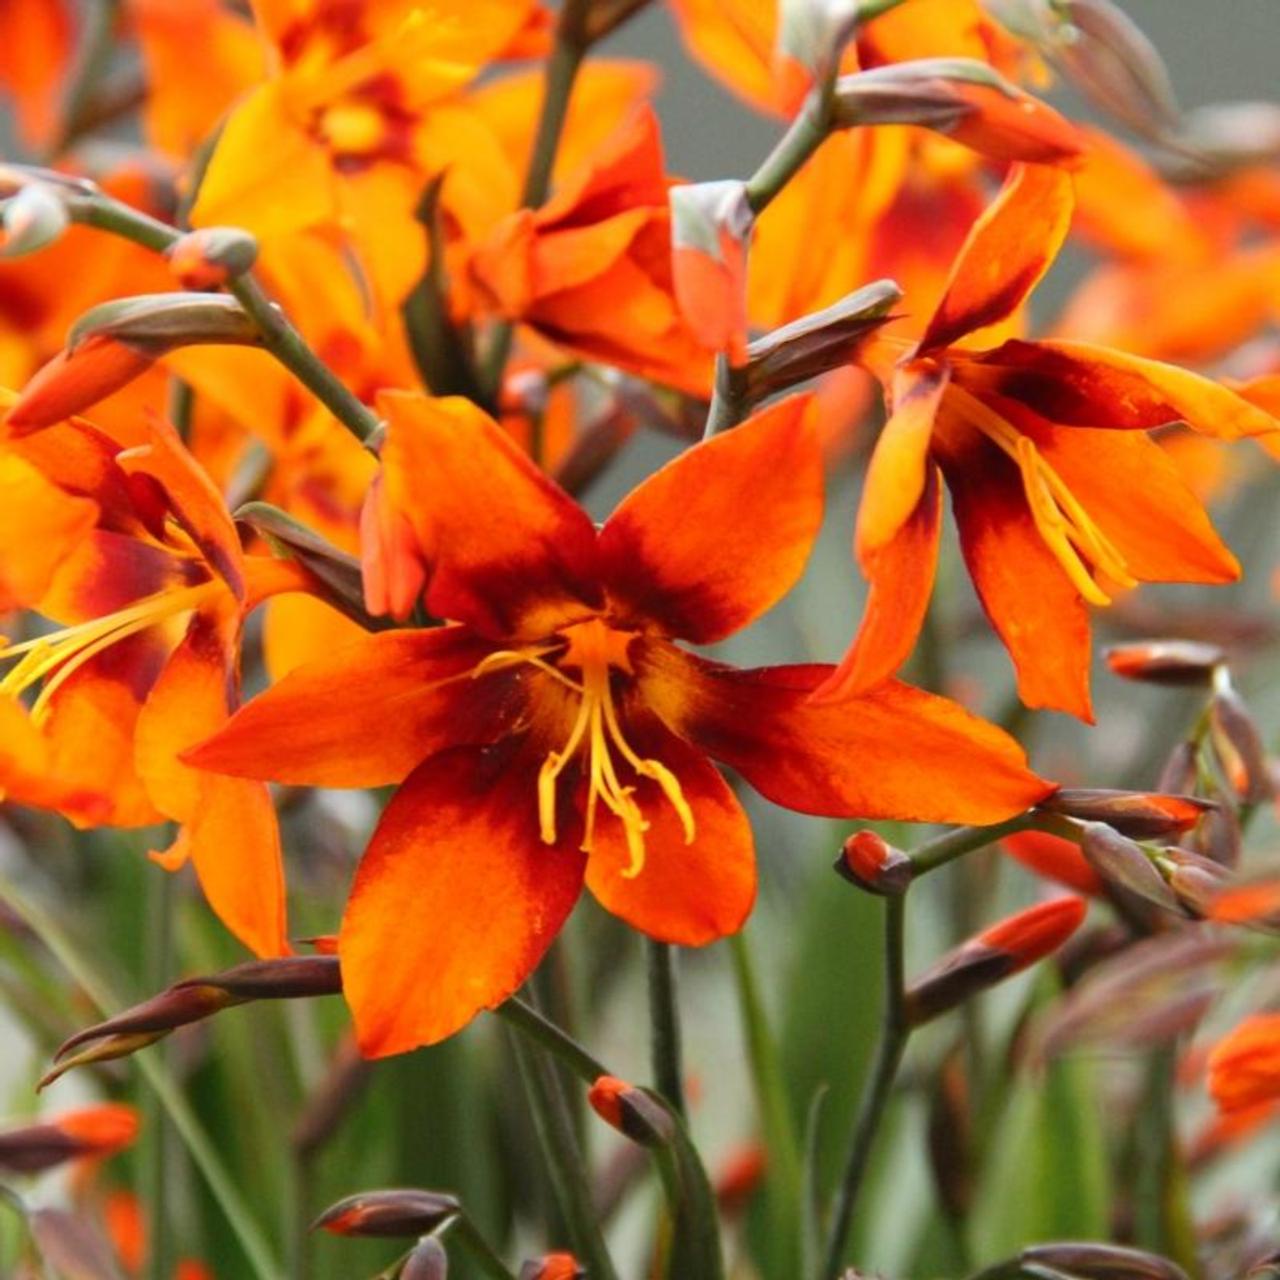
top-left (312, 1189), bottom-right (460, 1238)
top-left (835, 830), bottom-right (914, 895)
top-left (1155, 848), bottom-right (1231, 917)
top-left (519, 1253), bottom-right (585, 1280)
top-left (1193, 795), bottom-right (1242, 870)
top-left (1104, 640), bottom-right (1224, 686)
top-left (587, 1076), bottom-right (676, 1148)
top-left (1022, 1241), bottom-right (1189, 1280)
top-left (1155, 740), bottom-right (1200, 795)
top-left (0, 1104), bottom-right (138, 1174)
top-left (1079, 823), bottom-right (1182, 914)
top-left (904, 898), bottom-right (1087, 1026)
top-left (1041, 789), bottom-right (1213, 839)
top-left (742, 280), bottom-right (900, 410)
top-left (400, 1237), bottom-right (449, 1280)
top-left (166, 227), bottom-right (258, 289)
top-left (1209, 686), bottom-right (1274, 806)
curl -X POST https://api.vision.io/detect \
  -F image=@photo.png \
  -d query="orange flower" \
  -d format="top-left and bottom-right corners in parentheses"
top-left (1207, 1014), bottom-right (1280, 1114)
top-left (832, 162), bottom-right (1274, 720)
top-left (0, 407), bottom-right (299, 956)
top-left (0, 0), bottom-right (75, 151)
top-left (190, 390), bottom-right (1050, 1054)
top-left (470, 107), bottom-right (713, 396)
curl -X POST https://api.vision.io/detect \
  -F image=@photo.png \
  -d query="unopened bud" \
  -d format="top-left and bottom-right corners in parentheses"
top-left (1001, 830), bottom-right (1103, 896)
top-left (742, 280), bottom-right (900, 408)
top-left (1208, 875), bottom-right (1280, 928)
top-left (1079, 823), bottom-right (1182, 913)
top-left (835, 830), bottom-right (913, 895)
top-left (1043, 0), bottom-right (1181, 142)
top-left (832, 59), bottom-right (1084, 164)
top-left (1105, 640), bottom-right (1225, 686)
top-left (0, 163), bottom-right (96, 201)
top-left (1193, 798), bottom-right (1242, 870)
top-left (713, 1143), bottom-right (767, 1216)
top-left (400, 1237), bottom-right (449, 1280)
top-left (1209, 685), bottom-right (1274, 806)
top-left (670, 180), bottom-right (752, 365)
top-left (9, 294), bottom-right (261, 431)
top-left (41, 956), bottom-right (342, 1087)
top-left (0, 1104), bottom-right (139, 1174)
top-left (166, 227), bottom-right (258, 290)
top-left (2, 184), bottom-right (69, 257)
top-left (312, 1189), bottom-right (460, 1238)
top-left (1021, 1241), bottom-right (1189, 1280)
top-left (1208, 1013), bottom-right (1280, 1114)
top-left (1154, 848), bottom-right (1231, 917)
top-left (1174, 101), bottom-right (1280, 173)
top-left (1041, 789), bottom-right (1213, 839)
top-left (519, 1253), bottom-right (584, 1280)
top-left (1156, 740), bottom-right (1200, 795)
top-left (904, 897), bottom-right (1086, 1025)
top-left (587, 1076), bottom-right (676, 1148)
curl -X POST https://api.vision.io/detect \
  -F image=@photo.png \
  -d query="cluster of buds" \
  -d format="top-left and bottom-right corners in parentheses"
top-left (0, 1103), bottom-right (138, 1175)
top-left (904, 898), bottom-right (1087, 1026)
top-left (587, 1075), bottom-right (677, 1148)
top-left (40, 955), bottom-right (341, 1087)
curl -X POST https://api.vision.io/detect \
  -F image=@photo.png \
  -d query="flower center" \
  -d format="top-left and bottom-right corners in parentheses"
top-left (946, 384), bottom-right (1138, 606)
top-left (474, 619), bottom-right (695, 879)
top-left (0, 582), bottom-right (220, 726)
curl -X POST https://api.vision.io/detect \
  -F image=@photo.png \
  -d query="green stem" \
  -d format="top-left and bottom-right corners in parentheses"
top-left (510, 1032), bottom-right (620, 1280)
top-left (493, 996), bottom-right (607, 1083)
top-left (909, 811), bottom-right (1080, 877)
top-left (55, 193), bottom-right (380, 444)
top-left (142, 866), bottom-right (174, 1280)
top-left (452, 1216), bottom-right (519, 1280)
top-left (728, 931), bottom-right (803, 1273)
top-left (647, 940), bottom-right (686, 1118)
top-left (0, 872), bottom-right (284, 1280)
top-left (744, 88), bottom-right (834, 216)
top-left (481, 2), bottom-right (588, 400)
top-left (820, 895), bottom-right (908, 1280)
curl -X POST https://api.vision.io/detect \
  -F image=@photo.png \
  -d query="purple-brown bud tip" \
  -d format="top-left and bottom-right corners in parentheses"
top-left (835, 830), bottom-right (913, 896)
top-left (1079, 823), bottom-right (1182, 913)
top-left (311, 1189), bottom-right (460, 1238)
top-left (0, 1103), bottom-right (140, 1174)
top-left (1104, 640), bottom-right (1225, 686)
top-left (400, 1237), bottom-right (449, 1280)
top-left (1042, 789), bottom-right (1214, 839)
top-left (1021, 1241), bottom-right (1189, 1280)
top-left (587, 1076), bottom-right (676, 1147)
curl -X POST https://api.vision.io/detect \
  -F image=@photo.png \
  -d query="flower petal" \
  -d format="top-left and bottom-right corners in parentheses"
top-left (823, 464), bottom-right (942, 698)
top-left (584, 710), bottom-right (755, 945)
top-left (955, 338), bottom-right (1280, 438)
top-left (933, 414), bottom-right (1093, 720)
top-left (339, 743), bottom-right (587, 1055)
top-left (186, 626), bottom-right (521, 788)
top-left (373, 392), bottom-right (602, 637)
top-left (919, 163), bottom-right (1074, 354)
top-left (598, 394), bottom-right (822, 642)
top-left (856, 360), bottom-right (947, 555)
top-left (635, 640), bottom-right (1051, 825)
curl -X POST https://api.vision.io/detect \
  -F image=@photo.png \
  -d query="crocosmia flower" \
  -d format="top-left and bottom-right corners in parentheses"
top-left (191, 389), bottom-right (1052, 1055)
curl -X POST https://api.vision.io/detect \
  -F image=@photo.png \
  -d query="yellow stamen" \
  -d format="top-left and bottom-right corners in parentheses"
top-left (947, 384), bottom-right (1138, 605)
top-left (0, 583), bottom-right (219, 726)
top-left (486, 620), bottom-right (695, 880)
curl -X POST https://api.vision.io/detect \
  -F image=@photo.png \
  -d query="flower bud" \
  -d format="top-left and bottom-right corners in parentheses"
top-left (312, 1189), bottom-right (460, 1238)
top-left (0, 163), bottom-right (96, 201)
top-left (1001, 830), bottom-right (1103, 896)
top-left (1175, 101), bottom-right (1280, 173)
top-left (1079, 823), bottom-right (1182, 913)
top-left (400, 1237), bottom-right (449, 1280)
top-left (832, 59), bottom-right (1084, 164)
top-left (0, 1104), bottom-right (139, 1174)
top-left (1104, 640), bottom-right (1225, 686)
top-left (1041, 789), bottom-right (1213, 839)
top-left (166, 227), bottom-right (259, 290)
top-left (904, 897), bottom-right (1086, 1025)
top-left (1154, 847), bottom-right (1230, 917)
top-left (2, 183), bottom-right (69, 258)
top-left (1208, 1013), bottom-right (1280, 1114)
top-left (741, 280), bottom-right (900, 408)
top-left (1208, 875), bottom-right (1280, 928)
top-left (587, 1076), bottom-right (676, 1148)
top-left (41, 956), bottom-right (342, 1087)
top-left (1155, 740), bottom-right (1200, 794)
top-left (1021, 1241), bottom-right (1189, 1280)
top-left (8, 294), bottom-right (262, 431)
top-left (1041, 0), bottom-right (1181, 142)
top-left (670, 180), bottom-right (753, 365)
top-left (519, 1253), bottom-right (584, 1280)
top-left (834, 830), bottom-right (913, 896)
top-left (713, 1143), bottom-right (766, 1216)
top-left (1209, 685), bottom-right (1274, 806)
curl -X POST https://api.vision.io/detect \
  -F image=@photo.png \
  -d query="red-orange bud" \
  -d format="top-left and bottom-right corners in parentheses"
top-left (1001, 830), bottom-right (1103, 896)
top-left (835, 830), bottom-right (913, 896)
top-left (519, 1253), bottom-right (585, 1280)
top-left (587, 1075), bottom-right (675, 1147)
top-left (1105, 640), bottom-right (1225, 686)
top-left (7, 337), bottom-right (152, 432)
top-left (1042, 789), bottom-right (1214, 839)
top-left (1207, 1014), bottom-right (1280, 1114)
top-left (0, 1103), bottom-right (140, 1174)
top-left (166, 227), bottom-right (258, 290)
